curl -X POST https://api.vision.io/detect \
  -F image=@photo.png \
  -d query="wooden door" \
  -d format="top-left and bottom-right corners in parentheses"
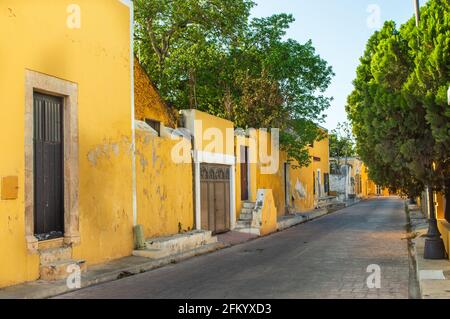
top-left (200, 164), bottom-right (230, 234)
top-left (33, 93), bottom-right (64, 241)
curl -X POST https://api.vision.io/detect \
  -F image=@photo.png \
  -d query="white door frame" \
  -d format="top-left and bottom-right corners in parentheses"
top-left (193, 150), bottom-right (236, 231)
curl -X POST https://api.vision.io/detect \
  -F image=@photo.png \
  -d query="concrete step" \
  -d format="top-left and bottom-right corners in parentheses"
top-left (40, 259), bottom-right (87, 281)
top-left (133, 241), bottom-right (223, 260)
top-left (241, 207), bottom-right (254, 214)
top-left (40, 246), bottom-right (72, 265)
top-left (236, 220), bottom-right (252, 227)
top-left (133, 230), bottom-right (218, 260)
top-left (242, 202), bottom-right (256, 209)
top-left (234, 226), bottom-right (261, 236)
top-left (239, 212), bottom-right (253, 220)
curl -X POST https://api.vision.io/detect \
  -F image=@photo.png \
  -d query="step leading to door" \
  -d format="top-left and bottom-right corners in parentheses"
top-left (133, 230), bottom-right (218, 260)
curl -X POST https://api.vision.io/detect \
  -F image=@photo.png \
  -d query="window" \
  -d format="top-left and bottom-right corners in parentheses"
top-left (145, 118), bottom-right (161, 136)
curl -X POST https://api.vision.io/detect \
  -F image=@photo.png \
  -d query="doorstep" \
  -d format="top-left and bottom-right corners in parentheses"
top-left (409, 205), bottom-right (450, 299)
top-left (0, 241), bottom-right (225, 299)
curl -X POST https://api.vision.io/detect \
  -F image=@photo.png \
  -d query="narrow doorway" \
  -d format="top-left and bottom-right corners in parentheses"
top-left (33, 93), bottom-right (64, 241)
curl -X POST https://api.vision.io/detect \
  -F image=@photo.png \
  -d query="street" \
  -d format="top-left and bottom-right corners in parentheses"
top-left (57, 197), bottom-right (411, 299)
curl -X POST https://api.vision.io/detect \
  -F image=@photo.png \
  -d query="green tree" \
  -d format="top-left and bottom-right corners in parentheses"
top-left (346, 21), bottom-right (426, 198)
top-left (135, 3), bottom-right (334, 167)
top-left (329, 122), bottom-right (356, 168)
top-left (402, 0), bottom-right (450, 218)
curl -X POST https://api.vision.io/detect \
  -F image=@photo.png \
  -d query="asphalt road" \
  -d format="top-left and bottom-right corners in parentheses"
top-left (56, 197), bottom-right (411, 299)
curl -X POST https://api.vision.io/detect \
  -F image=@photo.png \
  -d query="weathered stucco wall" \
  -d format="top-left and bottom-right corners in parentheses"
top-left (181, 110), bottom-right (235, 156)
top-left (0, 0), bottom-right (133, 288)
top-left (135, 129), bottom-right (194, 238)
top-left (256, 148), bottom-right (286, 217)
top-left (134, 59), bottom-right (177, 127)
top-left (287, 134), bottom-right (330, 212)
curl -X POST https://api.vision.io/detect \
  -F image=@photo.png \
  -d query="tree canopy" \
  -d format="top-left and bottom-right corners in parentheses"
top-left (347, 0), bottom-right (449, 199)
top-left (134, 0), bottom-right (334, 167)
top-left (329, 122), bottom-right (356, 163)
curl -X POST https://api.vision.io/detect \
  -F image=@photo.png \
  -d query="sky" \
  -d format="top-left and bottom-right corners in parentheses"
top-left (250, 0), bottom-right (420, 131)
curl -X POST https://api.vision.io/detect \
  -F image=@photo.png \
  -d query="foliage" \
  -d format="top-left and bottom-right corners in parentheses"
top-left (329, 122), bottom-right (356, 164)
top-left (347, 0), bottom-right (449, 198)
top-left (134, 1), bottom-right (334, 167)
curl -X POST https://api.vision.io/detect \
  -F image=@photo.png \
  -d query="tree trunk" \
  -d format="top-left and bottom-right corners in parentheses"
top-left (188, 69), bottom-right (198, 109)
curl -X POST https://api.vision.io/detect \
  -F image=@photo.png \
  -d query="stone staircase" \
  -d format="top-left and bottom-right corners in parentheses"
top-left (133, 230), bottom-right (220, 259)
top-left (39, 246), bottom-right (86, 281)
top-left (317, 195), bottom-right (347, 211)
top-left (234, 201), bottom-right (261, 236)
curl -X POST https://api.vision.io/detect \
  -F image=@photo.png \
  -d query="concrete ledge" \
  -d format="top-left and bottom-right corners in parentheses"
top-left (133, 230), bottom-right (217, 259)
top-left (0, 242), bottom-right (224, 299)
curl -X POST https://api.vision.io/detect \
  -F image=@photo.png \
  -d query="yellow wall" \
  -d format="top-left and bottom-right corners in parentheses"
top-left (257, 190), bottom-right (278, 236)
top-left (254, 131), bottom-right (330, 216)
top-left (134, 59), bottom-right (177, 127)
top-left (0, 0), bottom-right (133, 288)
top-left (135, 130), bottom-right (194, 238)
top-left (256, 150), bottom-right (286, 217)
top-left (288, 134), bottom-right (330, 212)
top-left (182, 110), bottom-right (235, 156)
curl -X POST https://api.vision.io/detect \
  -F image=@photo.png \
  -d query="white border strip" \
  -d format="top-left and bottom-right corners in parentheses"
top-left (194, 151), bottom-right (236, 165)
top-left (121, 0), bottom-right (137, 226)
top-left (118, 0), bottom-right (132, 7)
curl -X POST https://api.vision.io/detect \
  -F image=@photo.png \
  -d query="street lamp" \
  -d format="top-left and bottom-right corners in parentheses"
top-left (424, 186), bottom-right (446, 259)
top-left (413, 0), bottom-right (420, 27)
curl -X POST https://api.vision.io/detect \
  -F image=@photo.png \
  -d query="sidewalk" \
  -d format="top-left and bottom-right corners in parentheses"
top-left (277, 198), bottom-right (362, 231)
top-left (409, 203), bottom-right (450, 299)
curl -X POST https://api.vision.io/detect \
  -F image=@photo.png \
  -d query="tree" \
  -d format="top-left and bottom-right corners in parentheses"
top-left (134, 0), bottom-right (254, 99)
top-left (402, 0), bottom-right (450, 219)
top-left (348, 1), bottom-right (449, 259)
top-left (135, 3), bottom-right (334, 167)
top-left (346, 21), bottom-right (426, 198)
top-left (329, 122), bottom-right (356, 170)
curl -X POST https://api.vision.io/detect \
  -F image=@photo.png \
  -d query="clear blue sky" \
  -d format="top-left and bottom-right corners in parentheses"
top-left (251, 0), bottom-right (421, 131)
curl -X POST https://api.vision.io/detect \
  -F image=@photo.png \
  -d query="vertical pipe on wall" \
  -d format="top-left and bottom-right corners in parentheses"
top-left (127, 1), bottom-right (137, 226)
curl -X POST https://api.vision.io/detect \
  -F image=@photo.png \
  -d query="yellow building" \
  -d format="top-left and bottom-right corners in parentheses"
top-left (0, 0), bottom-right (336, 288)
top-left (237, 128), bottom-right (330, 219)
top-left (134, 60), bottom-right (194, 239)
top-left (0, 0), bottom-right (134, 288)
top-left (284, 133), bottom-right (331, 213)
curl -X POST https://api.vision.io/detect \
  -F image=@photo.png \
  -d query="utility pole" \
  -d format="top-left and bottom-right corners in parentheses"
top-left (413, 0), bottom-right (420, 27)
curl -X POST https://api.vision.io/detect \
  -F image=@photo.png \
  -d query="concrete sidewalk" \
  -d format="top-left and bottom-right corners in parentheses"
top-left (277, 198), bottom-right (362, 231)
top-left (409, 204), bottom-right (450, 299)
